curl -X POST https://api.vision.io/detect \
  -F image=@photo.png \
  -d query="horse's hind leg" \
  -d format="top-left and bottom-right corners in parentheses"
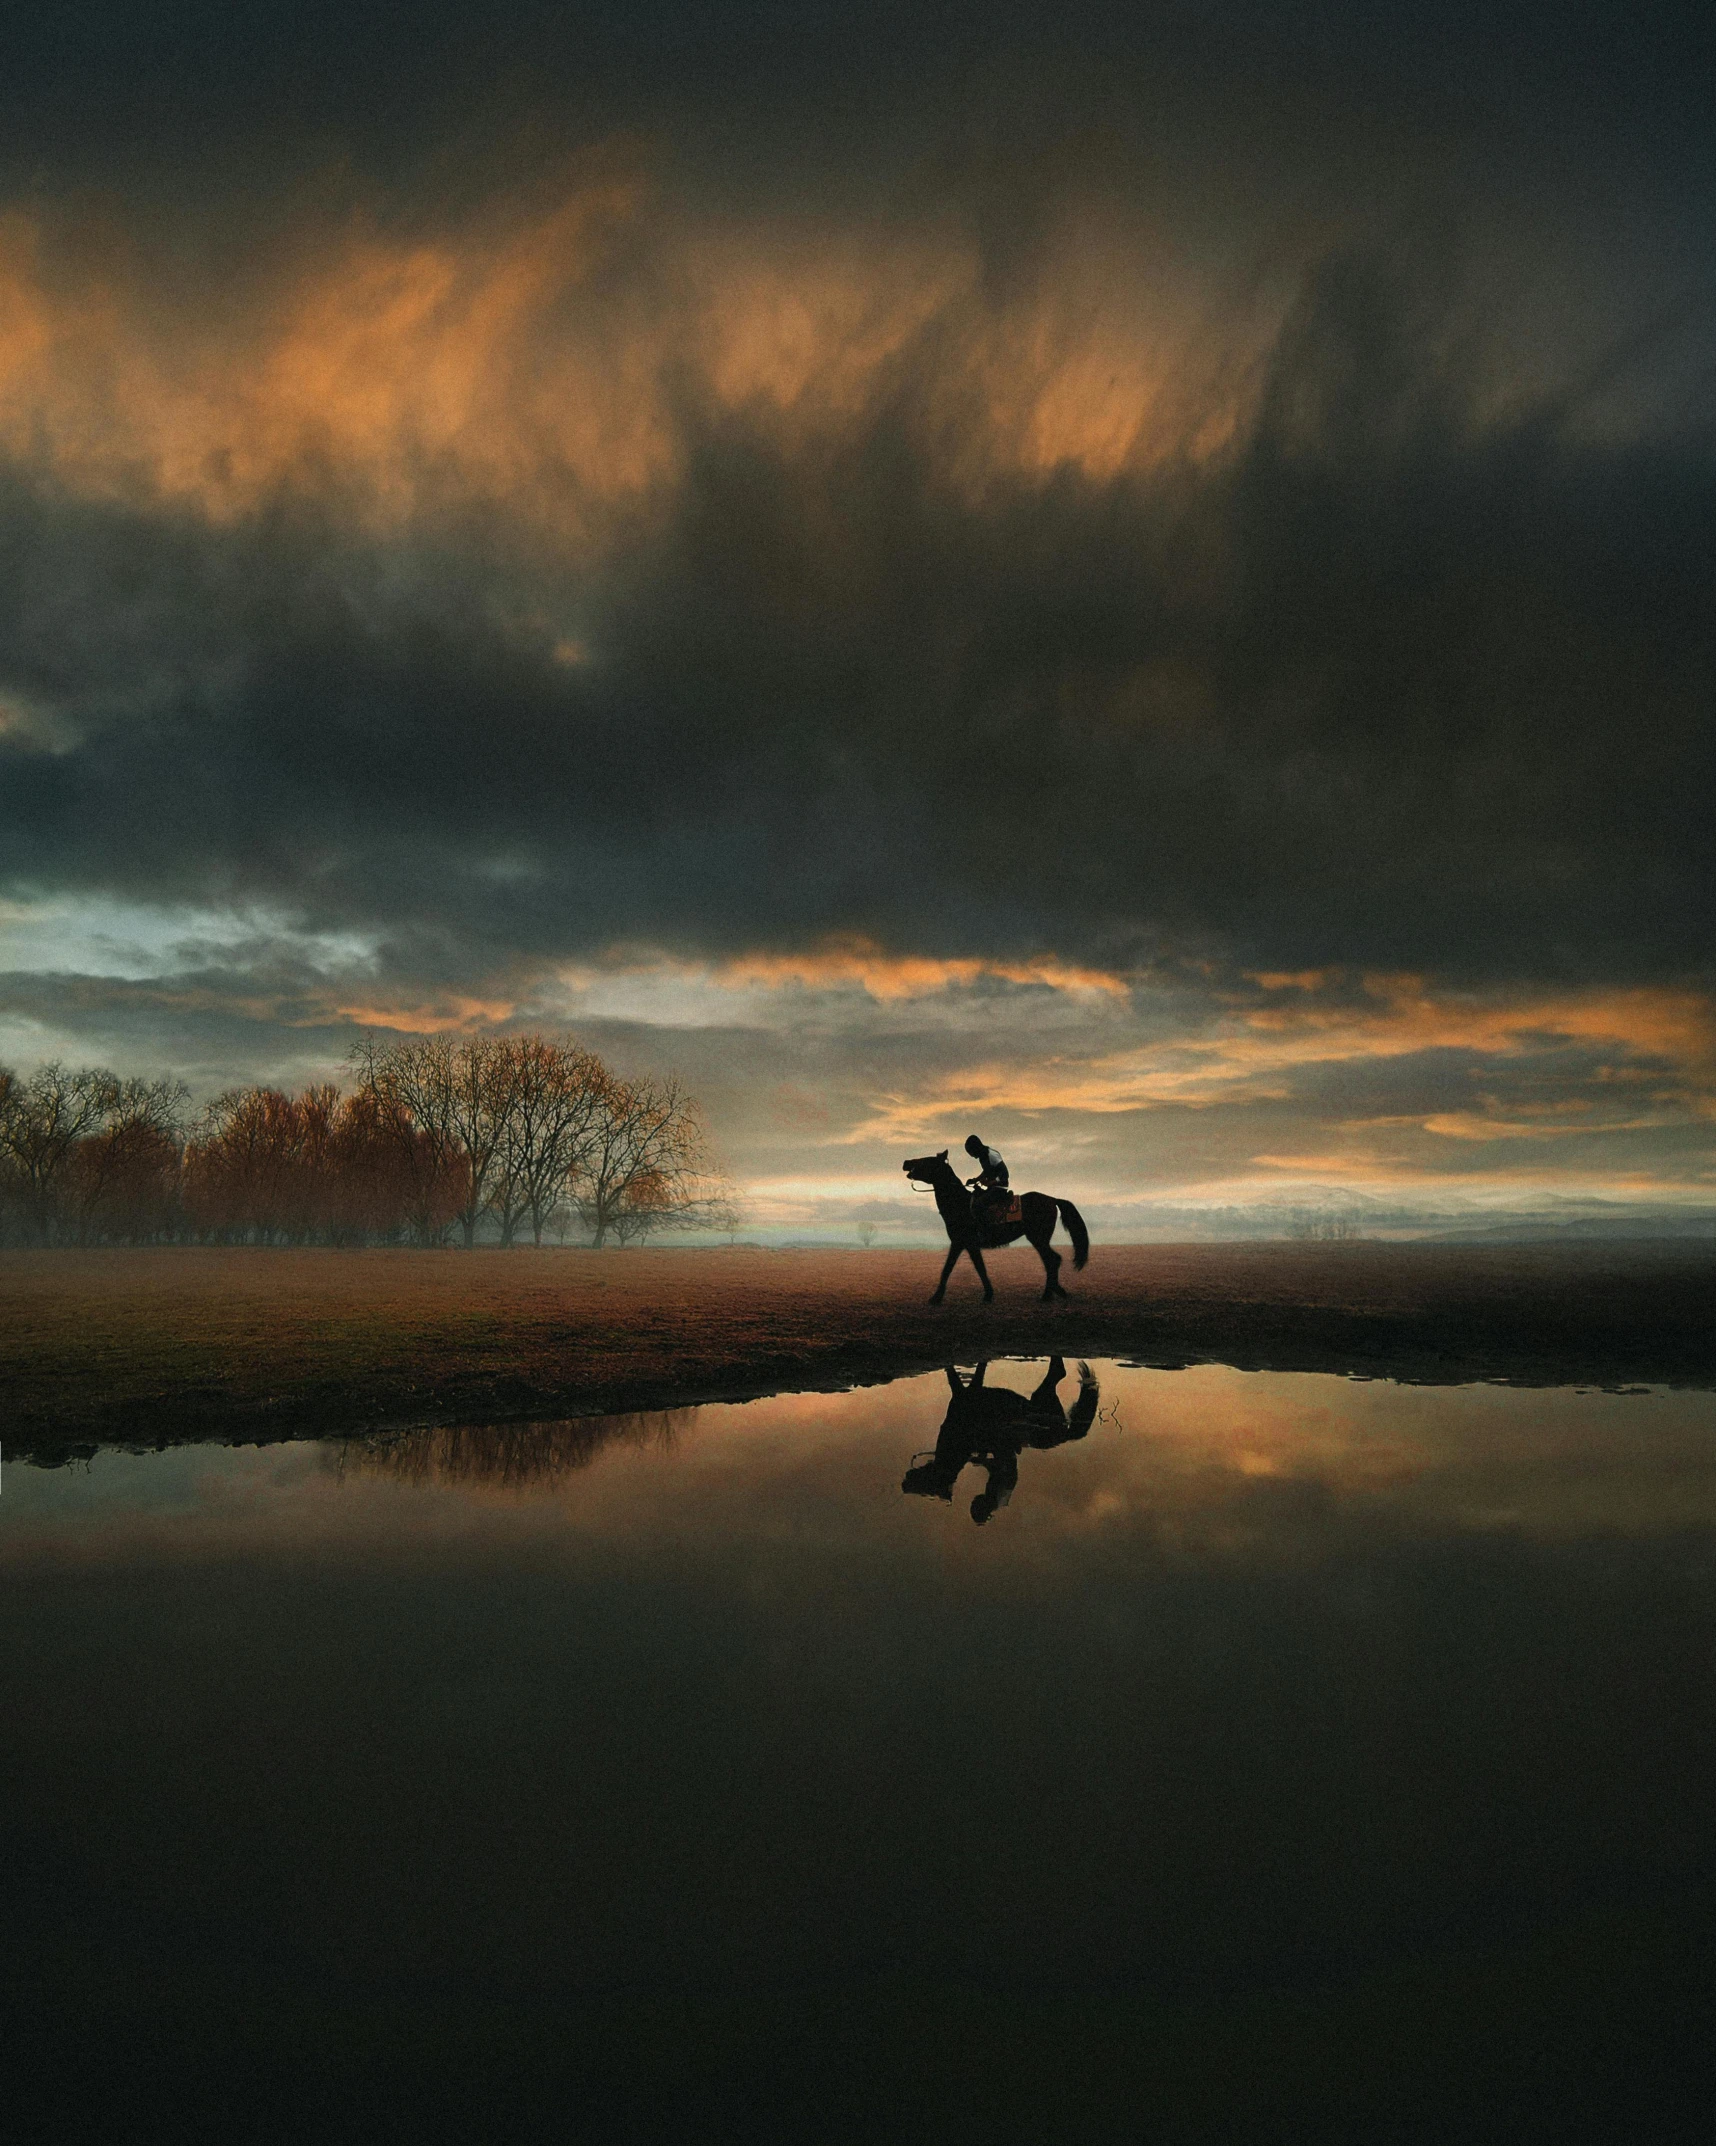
top-left (1030, 1357), bottom-right (1067, 1405)
top-left (1033, 1232), bottom-right (1066, 1301)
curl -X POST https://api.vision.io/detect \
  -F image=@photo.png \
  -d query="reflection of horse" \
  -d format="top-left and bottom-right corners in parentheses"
top-left (903, 1150), bottom-right (1090, 1302)
top-left (901, 1359), bottom-right (1099, 1523)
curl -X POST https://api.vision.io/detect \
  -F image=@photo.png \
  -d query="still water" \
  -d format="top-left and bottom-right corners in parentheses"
top-left (6, 1361), bottom-right (1716, 2142)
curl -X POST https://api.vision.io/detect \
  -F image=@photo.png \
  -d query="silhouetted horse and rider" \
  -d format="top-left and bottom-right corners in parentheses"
top-left (902, 1137), bottom-right (1089, 1301)
top-left (901, 1358), bottom-right (1100, 1523)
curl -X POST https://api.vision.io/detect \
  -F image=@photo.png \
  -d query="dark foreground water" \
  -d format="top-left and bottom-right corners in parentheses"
top-left (6, 1361), bottom-right (1716, 2143)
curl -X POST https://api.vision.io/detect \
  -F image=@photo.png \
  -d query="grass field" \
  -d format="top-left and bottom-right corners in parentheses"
top-left (7, 1238), bottom-right (1715, 1459)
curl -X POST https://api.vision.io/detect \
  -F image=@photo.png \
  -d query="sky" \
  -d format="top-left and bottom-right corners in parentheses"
top-left (1, 3), bottom-right (1713, 1237)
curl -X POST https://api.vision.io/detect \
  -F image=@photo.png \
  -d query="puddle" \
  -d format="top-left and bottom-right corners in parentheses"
top-left (6, 1360), bottom-right (1715, 2135)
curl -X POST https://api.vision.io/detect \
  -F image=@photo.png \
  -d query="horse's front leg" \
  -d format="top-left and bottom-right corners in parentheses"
top-left (969, 1247), bottom-right (994, 1303)
top-left (930, 1243), bottom-right (962, 1304)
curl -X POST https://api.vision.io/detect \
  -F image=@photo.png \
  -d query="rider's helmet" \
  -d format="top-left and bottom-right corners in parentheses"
top-left (970, 1490), bottom-right (998, 1524)
top-left (964, 1135), bottom-right (985, 1159)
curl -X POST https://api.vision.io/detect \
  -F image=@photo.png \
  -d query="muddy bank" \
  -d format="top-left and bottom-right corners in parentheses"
top-left (5, 1240), bottom-right (1714, 1463)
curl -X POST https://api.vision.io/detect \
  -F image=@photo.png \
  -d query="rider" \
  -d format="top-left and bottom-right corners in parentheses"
top-left (964, 1135), bottom-right (1009, 1196)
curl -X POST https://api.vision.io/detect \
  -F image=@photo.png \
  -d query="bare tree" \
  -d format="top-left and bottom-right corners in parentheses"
top-left (575, 1071), bottom-right (721, 1248)
top-left (0, 1064), bottom-right (16, 1239)
top-left (328, 1086), bottom-right (463, 1244)
top-left (184, 1087), bottom-right (308, 1242)
top-left (489, 1038), bottom-right (607, 1247)
top-left (0, 1062), bottom-right (122, 1242)
top-left (0, 1036), bottom-right (741, 1252)
top-left (348, 1050), bottom-right (467, 1244)
top-left (178, 1078), bottom-right (465, 1246)
top-left (708, 1191), bottom-right (744, 1242)
top-left (449, 1036), bottom-right (530, 1248)
top-left (353, 1037), bottom-right (462, 1236)
top-left (604, 1164), bottom-right (677, 1246)
top-left (353, 1035), bottom-right (525, 1248)
top-left (67, 1078), bottom-right (187, 1242)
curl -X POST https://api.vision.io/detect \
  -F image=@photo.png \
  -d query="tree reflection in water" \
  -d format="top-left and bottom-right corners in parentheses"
top-left (902, 1356), bottom-right (1098, 1522)
top-left (335, 1408), bottom-right (690, 1489)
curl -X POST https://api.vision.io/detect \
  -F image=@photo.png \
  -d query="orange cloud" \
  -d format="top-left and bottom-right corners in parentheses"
top-left (1235, 974), bottom-right (1716, 1073)
top-left (1419, 1109), bottom-right (1674, 1141)
top-left (333, 996), bottom-right (518, 1034)
top-left (0, 183), bottom-right (671, 534)
top-left (716, 936), bottom-right (1130, 1002)
top-left (837, 974), bottom-right (1716, 1160)
top-left (0, 185), bottom-right (1278, 541)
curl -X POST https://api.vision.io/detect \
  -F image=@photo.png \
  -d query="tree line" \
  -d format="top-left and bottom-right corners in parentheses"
top-left (1284, 1206), bottom-right (1363, 1243)
top-left (0, 1037), bottom-right (732, 1249)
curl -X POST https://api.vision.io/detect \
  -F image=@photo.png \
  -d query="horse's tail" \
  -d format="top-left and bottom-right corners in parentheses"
top-left (1057, 1199), bottom-right (1090, 1270)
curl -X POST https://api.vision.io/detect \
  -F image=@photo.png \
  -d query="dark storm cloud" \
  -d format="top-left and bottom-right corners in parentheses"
top-left (2, 227), bottom-right (1712, 992)
top-left (0, 963), bottom-right (363, 1087)
top-left (8, 4), bottom-right (1715, 173)
top-left (626, 265), bottom-right (1716, 986)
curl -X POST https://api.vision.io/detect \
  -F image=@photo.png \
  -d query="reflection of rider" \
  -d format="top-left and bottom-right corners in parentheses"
top-left (968, 1444), bottom-right (1019, 1525)
top-left (963, 1135), bottom-right (1010, 1192)
top-left (901, 1358), bottom-right (1099, 1524)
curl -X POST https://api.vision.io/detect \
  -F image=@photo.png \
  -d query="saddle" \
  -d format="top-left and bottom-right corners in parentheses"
top-left (973, 1188), bottom-right (1023, 1235)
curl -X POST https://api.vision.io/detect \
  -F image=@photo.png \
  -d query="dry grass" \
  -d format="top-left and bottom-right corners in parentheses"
top-left (5, 1239), bottom-right (1714, 1456)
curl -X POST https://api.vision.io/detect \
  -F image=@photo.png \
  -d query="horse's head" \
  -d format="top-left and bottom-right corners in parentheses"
top-left (902, 1149), bottom-right (949, 1186)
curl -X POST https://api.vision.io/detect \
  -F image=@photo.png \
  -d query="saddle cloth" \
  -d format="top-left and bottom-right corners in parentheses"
top-left (975, 1190), bottom-right (1024, 1233)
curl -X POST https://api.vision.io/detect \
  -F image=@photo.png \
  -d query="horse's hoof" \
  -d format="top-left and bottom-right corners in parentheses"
top-left (929, 1293), bottom-right (944, 1305)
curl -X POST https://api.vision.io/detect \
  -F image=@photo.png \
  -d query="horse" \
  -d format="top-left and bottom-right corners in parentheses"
top-left (902, 1149), bottom-right (1090, 1303)
top-left (902, 1359), bottom-right (1100, 1522)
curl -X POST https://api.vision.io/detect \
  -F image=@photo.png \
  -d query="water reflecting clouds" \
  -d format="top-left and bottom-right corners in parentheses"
top-left (6, 1362), bottom-right (1715, 2137)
